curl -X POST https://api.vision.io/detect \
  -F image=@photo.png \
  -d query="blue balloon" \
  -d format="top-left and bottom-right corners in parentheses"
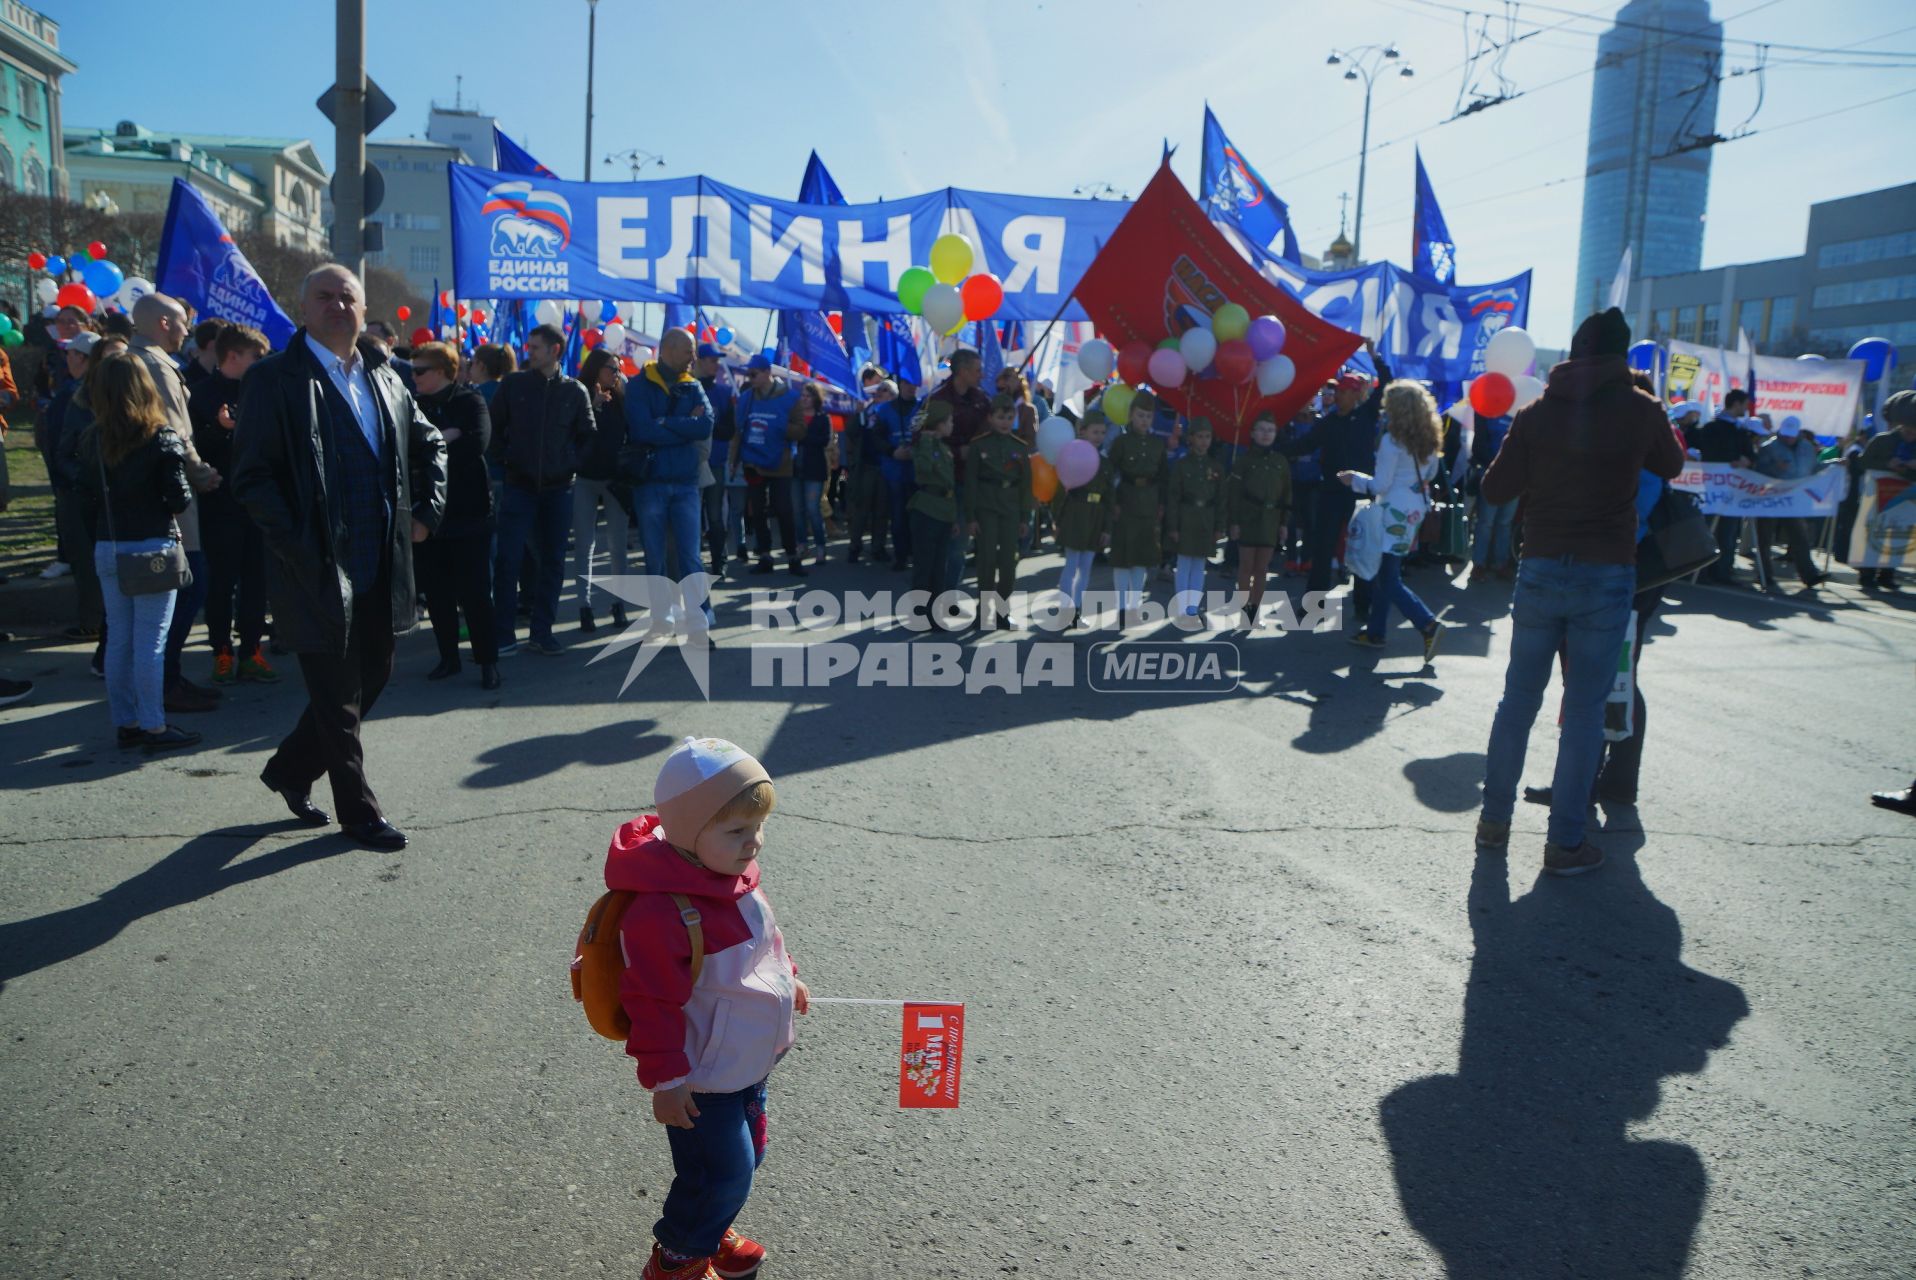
top-left (599, 300), bottom-right (619, 323)
top-left (761, 347), bottom-right (778, 363)
top-left (44, 254), bottom-right (65, 276)
top-left (81, 258), bottom-right (124, 299)
top-left (715, 327), bottom-right (735, 346)
top-left (1847, 336), bottom-right (1896, 382)
top-left (1627, 340), bottom-right (1667, 376)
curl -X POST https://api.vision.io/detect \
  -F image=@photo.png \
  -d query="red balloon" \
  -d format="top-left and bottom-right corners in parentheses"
top-left (440, 290), bottom-right (454, 307)
top-left (471, 309), bottom-right (487, 324)
top-left (411, 326), bottom-right (435, 346)
top-left (1470, 372), bottom-right (1516, 417)
top-left (396, 305), bottom-right (412, 322)
top-left (790, 355), bottom-right (811, 376)
top-left (1116, 340), bottom-right (1152, 388)
top-left (55, 283), bottom-right (98, 313)
top-left (620, 355), bottom-right (640, 376)
top-left (26, 251), bottom-right (45, 270)
top-left (583, 329), bottom-right (604, 349)
top-left (455, 303), bottom-right (468, 319)
top-left (1214, 338), bottom-right (1256, 384)
top-left (960, 273), bottom-right (1004, 322)
top-left (87, 240), bottom-right (108, 261)
top-left (827, 313), bottom-right (843, 334)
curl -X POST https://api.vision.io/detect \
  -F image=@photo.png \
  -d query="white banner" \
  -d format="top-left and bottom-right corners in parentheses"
top-left (1666, 339), bottom-right (1732, 411)
top-left (1848, 470), bottom-right (1916, 569)
top-left (1672, 462), bottom-right (1848, 517)
top-left (1749, 354), bottom-right (1865, 442)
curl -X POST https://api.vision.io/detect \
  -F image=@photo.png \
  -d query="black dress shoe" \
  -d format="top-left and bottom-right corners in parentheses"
top-left (578, 606), bottom-right (598, 635)
top-left (426, 658), bottom-right (461, 680)
top-left (480, 663), bottom-right (502, 690)
top-left (260, 767), bottom-right (330, 826)
top-left (344, 818), bottom-right (407, 850)
top-left (610, 604), bottom-right (630, 630)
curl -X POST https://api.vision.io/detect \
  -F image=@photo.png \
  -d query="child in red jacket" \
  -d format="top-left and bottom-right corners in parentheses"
top-left (607, 737), bottom-right (810, 1280)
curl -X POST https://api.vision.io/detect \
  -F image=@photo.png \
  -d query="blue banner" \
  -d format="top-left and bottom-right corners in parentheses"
top-left (493, 126), bottom-right (555, 178)
top-left (778, 152), bottom-right (862, 396)
top-left (449, 163), bottom-right (1125, 320)
top-left (1199, 106), bottom-right (1300, 265)
top-left (154, 178), bottom-right (295, 349)
top-left (1412, 148), bottom-right (1456, 286)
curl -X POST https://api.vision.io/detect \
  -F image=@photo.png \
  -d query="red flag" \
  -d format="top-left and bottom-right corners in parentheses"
top-left (899, 1003), bottom-right (964, 1109)
top-left (1072, 162), bottom-right (1362, 444)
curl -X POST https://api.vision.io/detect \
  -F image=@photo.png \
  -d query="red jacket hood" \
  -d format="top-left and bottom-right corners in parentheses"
top-left (604, 814), bottom-right (761, 899)
top-left (1542, 354), bottom-right (1635, 405)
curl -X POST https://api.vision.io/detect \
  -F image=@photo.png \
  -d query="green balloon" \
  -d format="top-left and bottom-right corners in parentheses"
top-left (0, 312), bottom-right (14, 335)
top-left (1156, 337), bottom-right (1180, 350)
top-left (898, 266), bottom-right (935, 315)
top-left (1, 329), bottom-right (23, 347)
top-left (72, 246), bottom-right (90, 262)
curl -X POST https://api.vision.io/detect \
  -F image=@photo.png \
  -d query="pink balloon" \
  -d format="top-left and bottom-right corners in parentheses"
top-left (1146, 346), bottom-right (1187, 388)
top-left (1055, 438), bottom-right (1100, 489)
top-left (1247, 314), bottom-right (1287, 361)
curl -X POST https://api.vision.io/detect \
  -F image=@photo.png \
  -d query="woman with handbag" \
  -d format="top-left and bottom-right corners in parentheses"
top-left (411, 342), bottom-right (502, 689)
top-left (74, 352), bottom-right (200, 753)
top-left (1342, 382), bottom-right (1445, 662)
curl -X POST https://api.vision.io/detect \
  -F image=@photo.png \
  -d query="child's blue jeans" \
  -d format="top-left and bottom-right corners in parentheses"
top-left (654, 1079), bottom-right (769, 1258)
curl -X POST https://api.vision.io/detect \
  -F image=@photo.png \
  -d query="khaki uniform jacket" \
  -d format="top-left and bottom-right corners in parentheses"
top-left (1165, 452), bottom-right (1227, 555)
top-left (1226, 446), bottom-right (1293, 549)
top-left (1107, 430), bottom-right (1167, 568)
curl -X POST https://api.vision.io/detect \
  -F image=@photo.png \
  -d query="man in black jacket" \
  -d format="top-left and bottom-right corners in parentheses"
top-left (487, 323), bottom-right (594, 656)
top-left (1687, 389), bottom-right (1757, 584)
top-left (1283, 338), bottom-right (1389, 600)
top-left (231, 264), bottom-right (446, 851)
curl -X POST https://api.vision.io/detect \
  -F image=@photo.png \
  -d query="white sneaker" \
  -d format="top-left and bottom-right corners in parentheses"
top-left (39, 561), bottom-right (71, 580)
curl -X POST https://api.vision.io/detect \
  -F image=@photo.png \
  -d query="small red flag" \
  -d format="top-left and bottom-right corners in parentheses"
top-left (899, 1003), bottom-right (964, 1109)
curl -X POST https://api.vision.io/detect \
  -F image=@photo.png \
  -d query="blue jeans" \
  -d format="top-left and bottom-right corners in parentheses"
top-left (95, 539), bottom-right (177, 731)
top-left (1481, 556), bottom-right (1637, 848)
top-left (1366, 552), bottom-right (1436, 640)
top-left (637, 481), bottom-right (715, 625)
top-left (493, 483), bottom-right (572, 645)
top-left (881, 460), bottom-right (914, 560)
top-left (795, 477), bottom-right (827, 549)
top-left (655, 1080), bottom-right (768, 1258)
top-left (1472, 497), bottom-right (1516, 567)
top-left (162, 548), bottom-right (210, 686)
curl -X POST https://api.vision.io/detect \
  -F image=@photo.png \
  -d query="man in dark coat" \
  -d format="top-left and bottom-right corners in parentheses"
top-left (231, 264), bottom-right (446, 850)
top-left (1283, 337), bottom-right (1390, 604)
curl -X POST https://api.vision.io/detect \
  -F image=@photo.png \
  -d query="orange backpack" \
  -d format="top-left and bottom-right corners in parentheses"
top-left (571, 890), bottom-right (705, 1040)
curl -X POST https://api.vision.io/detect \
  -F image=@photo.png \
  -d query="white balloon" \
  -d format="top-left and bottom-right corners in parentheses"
top-left (534, 299), bottom-right (565, 328)
top-left (116, 275), bottom-right (154, 309)
top-left (41, 303), bottom-right (57, 318)
top-left (1255, 354), bottom-right (1296, 396)
top-left (1077, 337), bottom-right (1115, 382)
top-left (1511, 373), bottom-right (1546, 410)
top-left (921, 283), bottom-right (964, 335)
top-left (34, 277), bottom-right (57, 305)
top-left (602, 322), bottom-right (629, 352)
top-left (1178, 326), bottom-right (1218, 373)
top-left (1035, 414), bottom-right (1076, 464)
top-left (1484, 326), bottom-right (1536, 379)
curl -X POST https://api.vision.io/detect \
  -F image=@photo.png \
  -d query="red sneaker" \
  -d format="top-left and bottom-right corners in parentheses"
top-left (641, 1245), bottom-right (717, 1280)
top-left (712, 1228), bottom-right (767, 1278)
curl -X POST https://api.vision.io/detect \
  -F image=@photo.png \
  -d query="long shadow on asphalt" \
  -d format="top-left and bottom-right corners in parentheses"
top-left (1379, 832), bottom-right (1749, 1277)
top-left (0, 825), bottom-right (355, 992)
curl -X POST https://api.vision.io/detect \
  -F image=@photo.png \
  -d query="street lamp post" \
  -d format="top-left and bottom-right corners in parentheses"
top-left (584, 0), bottom-right (598, 181)
top-left (1326, 43), bottom-right (1414, 265)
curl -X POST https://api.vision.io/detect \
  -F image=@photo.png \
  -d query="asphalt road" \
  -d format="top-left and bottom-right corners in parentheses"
top-left (2, 553), bottom-right (1912, 1280)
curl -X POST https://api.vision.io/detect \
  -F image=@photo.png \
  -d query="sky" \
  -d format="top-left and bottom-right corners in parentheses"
top-left (51, 0), bottom-right (1916, 348)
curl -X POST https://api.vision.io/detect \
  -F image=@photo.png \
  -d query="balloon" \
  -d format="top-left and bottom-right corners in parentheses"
top-left (603, 322), bottom-right (628, 351)
top-left (455, 304), bottom-right (471, 321)
top-left (1147, 347), bottom-right (1188, 388)
top-left (0, 329), bottom-right (19, 348)
top-left (583, 329), bottom-right (604, 349)
top-left (1035, 414), bottom-right (1076, 464)
top-left (1178, 326), bottom-right (1218, 372)
top-left (960, 272), bottom-right (1003, 321)
top-left (1029, 454), bottom-right (1059, 503)
top-left (26, 251), bottom-right (44, 270)
top-left (790, 355), bottom-right (811, 376)
top-left (0, 313), bottom-right (12, 335)
top-left (1847, 336), bottom-right (1896, 382)
top-left (621, 356), bottom-right (640, 376)
top-left (1510, 373), bottom-right (1546, 411)
top-left (73, 246), bottom-right (90, 262)
top-left (827, 313), bottom-right (843, 334)
top-left (1255, 354), bottom-right (1296, 396)
top-left (898, 266), bottom-right (936, 315)
top-left (440, 289), bottom-right (455, 307)
top-left (1100, 382), bottom-right (1136, 425)
top-left (87, 240), bottom-right (108, 261)
top-left (1116, 340), bottom-right (1152, 387)
top-left (34, 277), bottom-right (57, 305)
top-left (1246, 315), bottom-right (1287, 361)
top-left (471, 309), bottom-right (487, 324)
top-left (599, 300), bottom-right (619, 323)
top-left (396, 305), bottom-right (412, 322)
top-left (715, 326), bottom-right (735, 346)
top-left (929, 234), bottom-right (974, 284)
top-left (44, 254), bottom-right (65, 276)
top-left (1214, 338), bottom-right (1255, 384)
top-left (1211, 303), bottom-right (1250, 342)
top-left (115, 276), bottom-right (153, 310)
top-left (411, 326), bottom-right (435, 346)
top-left (1156, 337), bottom-right (1180, 351)
top-left (1078, 338), bottom-right (1115, 382)
top-left (921, 282), bottom-right (964, 334)
top-left (761, 347), bottom-right (778, 363)
top-left (533, 299), bottom-right (564, 328)
top-left (1484, 326), bottom-right (1536, 379)
top-left (54, 283), bottom-right (98, 313)
top-left (1469, 372), bottom-right (1516, 417)
top-left (80, 258), bottom-right (124, 299)
top-left (1055, 438), bottom-right (1100, 489)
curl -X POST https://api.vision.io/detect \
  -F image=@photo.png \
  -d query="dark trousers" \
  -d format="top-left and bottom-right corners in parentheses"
top-left (1707, 516), bottom-right (1742, 582)
top-left (162, 548), bottom-right (211, 686)
top-left (882, 461), bottom-right (914, 561)
top-left (847, 466), bottom-right (891, 556)
top-left (1306, 488), bottom-right (1357, 595)
top-left (909, 509), bottom-right (954, 618)
top-left (701, 481), bottom-right (726, 567)
top-left (54, 488), bottom-right (104, 628)
top-left (746, 474), bottom-right (798, 562)
top-left (417, 530), bottom-right (497, 665)
top-left (266, 590), bottom-right (395, 826)
top-left (493, 483), bottom-right (571, 645)
top-left (1757, 517), bottom-right (1819, 584)
top-left (202, 508), bottom-right (267, 655)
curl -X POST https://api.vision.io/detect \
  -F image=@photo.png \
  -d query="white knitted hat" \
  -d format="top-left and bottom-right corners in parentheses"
top-left (654, 737), bottom-right (770, 846)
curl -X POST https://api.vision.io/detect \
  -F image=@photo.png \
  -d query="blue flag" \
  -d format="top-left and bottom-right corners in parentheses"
top-left (154, 178), bottom-right (295, 348)
top-left (877, 318), bottom-right (922, 387)
top-left (493, 126), bottom-right (554, 178)
top-left (662, 302), bottom-right (695, 334)
top-left (1199, 106), bottom-right (1299, 265)
top-left (1413, 148), bottom-right (1456, 285)
top-left (562, 303), bottom-right (584, 377)
top-left (977, 318), bottom-right (1004, 389)
top-left (778, 151), bottom-right (863, 396)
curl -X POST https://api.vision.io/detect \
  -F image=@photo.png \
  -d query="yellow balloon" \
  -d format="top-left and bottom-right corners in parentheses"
top-left (1102, 382), bottom-right (1135, 424)
top-left (1211, 303), bottom-right (1250, 343)
top-left (929, 234), bottom-right (975, 285)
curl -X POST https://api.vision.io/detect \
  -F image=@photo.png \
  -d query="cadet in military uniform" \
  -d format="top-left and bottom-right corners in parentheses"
top-left (1226, 412), bottom-right (1293, 631)
top-left (906, 400), bottom-right (958, 630)
top-left (1107, 388), bottom-right (1167, 618)
top-left (1052, 409), bottom-right (1114, 629)
top-left (1166, 417), bottom-right (1226, 618)
top-left (965, 393), bottom-right (1033, 630)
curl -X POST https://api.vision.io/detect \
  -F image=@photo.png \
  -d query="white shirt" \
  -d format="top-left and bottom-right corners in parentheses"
top-left (305, 333), bottom-right (380, 454)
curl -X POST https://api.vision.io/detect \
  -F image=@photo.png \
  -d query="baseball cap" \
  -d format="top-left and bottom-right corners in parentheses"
top-left (870, 378), bottom-right (897, 398)
top-left (1335, 372), bottom-right (1368, 392)
top-left (1776, 416), bottom-right (1803, 439)
top-left (696, 342), bottom-right (723, 360)
top-left (62, 331), bottom-right (104, 356)
top-left (746, 353), bottom-right (773, 372)
top-left (1667, 401), bottom-right (1700, 420)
